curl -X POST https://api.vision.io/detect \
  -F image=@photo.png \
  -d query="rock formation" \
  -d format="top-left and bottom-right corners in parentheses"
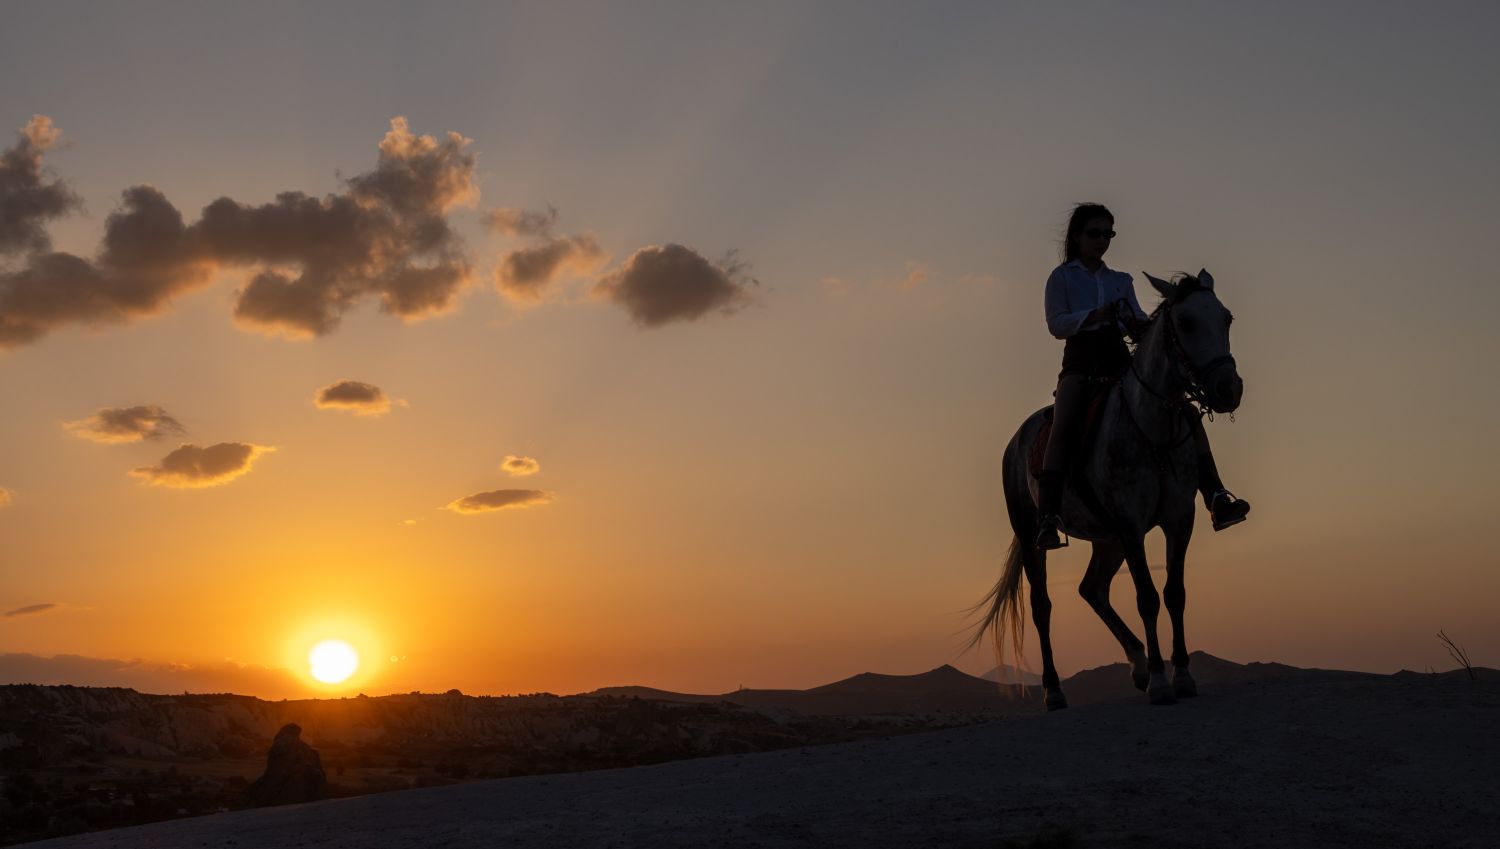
top-left (248, 723), bottom-right (327, 807)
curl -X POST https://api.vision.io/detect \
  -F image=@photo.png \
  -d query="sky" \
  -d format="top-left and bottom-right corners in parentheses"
top-left (1, 1), bottom-right (1497, 700)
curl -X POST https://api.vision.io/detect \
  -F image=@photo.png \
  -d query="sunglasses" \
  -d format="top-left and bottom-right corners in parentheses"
top-left (1083, 228), bottom-right (1116, 239)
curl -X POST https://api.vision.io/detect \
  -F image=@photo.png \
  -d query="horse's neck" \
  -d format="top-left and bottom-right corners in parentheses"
top-left (1118, 320), bottom-right (1184, 439)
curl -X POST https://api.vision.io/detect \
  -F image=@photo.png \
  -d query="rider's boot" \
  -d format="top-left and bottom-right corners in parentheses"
top-left (1035, 469), bottom-right (1068, 550)
top-left (1198, 451), bottom-right (1251, 531)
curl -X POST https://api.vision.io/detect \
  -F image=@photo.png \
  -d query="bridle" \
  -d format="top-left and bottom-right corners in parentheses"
top-left (1118, 291), bottom-right (1237, 471)
top-left (1130, 291), bottom-right (1237, 422)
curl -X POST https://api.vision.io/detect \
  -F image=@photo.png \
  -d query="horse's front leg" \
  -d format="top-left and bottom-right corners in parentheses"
top-left (1120, 534), bottom-right (1174, 705)
top-left (1163, 519), bottom-right (1197, 698)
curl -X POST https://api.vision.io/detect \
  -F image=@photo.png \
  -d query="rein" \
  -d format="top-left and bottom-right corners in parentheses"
top-left (1118, 296), bottom-right (1231, 474)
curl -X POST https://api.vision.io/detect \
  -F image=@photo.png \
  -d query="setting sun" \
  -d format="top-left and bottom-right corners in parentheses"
top-left (308, 640), bottom-right (360, 684)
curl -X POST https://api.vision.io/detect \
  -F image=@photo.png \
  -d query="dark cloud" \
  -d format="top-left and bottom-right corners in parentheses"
top-left (0, 115), bottom-right (80, 256)
top-left (0, 652), bottom-right (314, 699)
top-left (4, 603), bottom-right (57, 618)
top-left (0, 184), bottom-right (216, 349)
top-left (593, 244), bottom-right (756, 327)
top-left (314, 379), bottom-right (392, 416)
top-left (500, 455), bottom-right (540, 476)
top-left (484, 205), bottom-right (558, 237)
top-left (0, 116), bottom-right (477, 348)
top-left (447, 489), bottom-right (553, 514)
top-left (496, 234), bottom-right (605, 302)
top-left (64, 405), bottom-right (186, 444)
top-left (130, 442), bottom-right (274, 488)
top-left (212, 116), bottom-right (478, 337)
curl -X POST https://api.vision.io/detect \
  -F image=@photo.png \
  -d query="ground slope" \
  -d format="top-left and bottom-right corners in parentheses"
top-left (29, 672), bottom-right (1498, 849)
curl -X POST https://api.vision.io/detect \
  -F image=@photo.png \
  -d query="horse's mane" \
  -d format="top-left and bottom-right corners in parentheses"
top-left (1146, 273), bottom-right (1203, 320)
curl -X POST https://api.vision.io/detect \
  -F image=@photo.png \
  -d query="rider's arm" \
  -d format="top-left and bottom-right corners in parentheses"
top-left (1044, 266), bottom-right (1095, 339)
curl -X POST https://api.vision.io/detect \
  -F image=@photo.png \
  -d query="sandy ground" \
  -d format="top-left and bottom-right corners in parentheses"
top-left (29, 672), bottom-right (1498, 849)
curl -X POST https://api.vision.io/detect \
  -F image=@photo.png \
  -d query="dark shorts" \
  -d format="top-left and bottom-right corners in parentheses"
top-left (1059, 326), bottom-right (1131, 381)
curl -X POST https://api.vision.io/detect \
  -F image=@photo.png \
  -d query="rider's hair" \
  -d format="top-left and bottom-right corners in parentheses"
top-left (1061, 203), bottom-right (1114, 263)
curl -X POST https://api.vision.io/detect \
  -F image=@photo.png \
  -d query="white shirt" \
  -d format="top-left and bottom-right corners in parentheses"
top-left (1043, 259), bottom-right (1150, 340)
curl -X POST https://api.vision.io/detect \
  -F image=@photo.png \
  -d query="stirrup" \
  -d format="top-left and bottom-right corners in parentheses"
top-left (1209, 490), bottom-right (1250, 531)
top-left (1036, 514), bottom-right (1069, 550)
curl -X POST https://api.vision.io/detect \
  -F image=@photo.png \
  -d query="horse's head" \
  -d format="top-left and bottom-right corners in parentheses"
top-left (1143, 269), bottom-right (1242, 414)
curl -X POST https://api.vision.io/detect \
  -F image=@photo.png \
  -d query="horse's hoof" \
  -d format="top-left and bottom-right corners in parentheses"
top-left (1173, 668), bottom-right (1198, 699)
top-left (1045, 689), bottom-right (1069, 711)
top-left (1132, 670), bottom-right (1150, 692)
top-left (1147, 673), bottom-right (1176, 705)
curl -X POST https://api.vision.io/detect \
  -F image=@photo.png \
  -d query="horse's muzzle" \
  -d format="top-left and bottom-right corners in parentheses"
top-left (1208, 372), bottom-right (1243, 413)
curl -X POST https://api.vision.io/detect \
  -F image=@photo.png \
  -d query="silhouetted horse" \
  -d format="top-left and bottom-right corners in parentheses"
top-left (970, 270), bottom-right (1243, 708)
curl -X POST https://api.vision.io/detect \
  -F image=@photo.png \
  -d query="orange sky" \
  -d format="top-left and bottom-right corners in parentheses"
top-left (2, 4), bottom-right (1497, 699)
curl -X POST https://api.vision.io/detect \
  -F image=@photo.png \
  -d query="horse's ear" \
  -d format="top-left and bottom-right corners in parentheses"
top-left (1143, 271), bottom-right (1175, 298)
top-left (1197, 269), bottom-right (1215, 290)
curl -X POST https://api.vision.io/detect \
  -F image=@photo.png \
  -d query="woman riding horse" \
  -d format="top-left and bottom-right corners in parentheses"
top-left (1035, 203), bottom-right (1251, 550)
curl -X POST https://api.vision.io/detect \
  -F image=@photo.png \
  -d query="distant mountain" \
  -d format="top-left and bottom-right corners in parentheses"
top-left (590, 665), bottom-right (1042, 716)
top-left (1058, 651), bottom-right (1383, 705)
top-left (979, 665), bottom-right (1044, 686)
top-left (587, 651), bottom-right (1406, 714)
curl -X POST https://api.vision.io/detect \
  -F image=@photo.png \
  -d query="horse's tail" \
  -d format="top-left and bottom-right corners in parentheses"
top-left (963, 535), bottom-right (1027, 688)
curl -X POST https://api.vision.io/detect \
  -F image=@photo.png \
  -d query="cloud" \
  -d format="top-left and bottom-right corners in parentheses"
top-left (593, 244), bottom-right (757, 327)
top-left (484, 205), bottom-right (558, 237)
top-left (495, 234), bottom-right (605, 302)
top-left (900, 261), bottom-right (933, 290)
top-left (4, 603), bottom-right (58, 618)
top-left (63, 405), bottom-right (186, 444)
top-left (130, 442), bottom-right (274, 488)
top-left (446, 489), bottom-right (553, 514)
top-left (0, 116), bottom-right (478, 349)
top-left (0, 487), bottom-right (11, 507)
top-left (0, 652), bottom-right (314, 699)
top-left (314, 380), bottom-right (392, 416)
top-left (216, 116), bottom-right (478, 337)
top-left (0, 115), bottom-right (80, 256)
top-left (500, 455), bottom-right (540, 476)
top-left (0, 183), bottom-right (216, 349)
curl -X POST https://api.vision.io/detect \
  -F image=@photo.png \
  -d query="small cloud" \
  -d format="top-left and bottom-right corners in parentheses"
top-left (314, 380), bottom-right (394, 416)
top-left (495, 234), bottom-right (605, 303)
top-left (398, 518), bottom-right (418, 527)
top-left (130, 442), bottom-right (274, 488)
top-left (900, 261), bottom-right (934, 290)
top-left (0, 487), bottom-right (11, 507)
top-left (483, 205), bottom-right (558, 237)
top-left (4, 603), bottom-right (58, 618)
top-left (819, 275), bottom-right (855, 295)
top-left (593, 244), bottom-right (757, 327)
top-left (63, 405), bottom-right (186, 444)
top-left (446, 489), bottom-right (553, 514)
top-left (500, 455), bottom-right (540, 476)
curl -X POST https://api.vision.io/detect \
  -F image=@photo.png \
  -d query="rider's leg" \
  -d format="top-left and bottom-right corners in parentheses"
top-left (1190, 417), bottom-right (1250, 530)
top-left (1036, 374), bottom-right (1091, 549)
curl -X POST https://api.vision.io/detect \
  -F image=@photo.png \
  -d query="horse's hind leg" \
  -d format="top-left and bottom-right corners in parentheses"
top-left (1078, 540), bottom-right (1149, 691)
top-left (1022, 548), bottom-right (1067, 711)
top-left (1121, 535), bottom-right (1174, 705)
top-left (1163, 521), bottom-right (1197, 698)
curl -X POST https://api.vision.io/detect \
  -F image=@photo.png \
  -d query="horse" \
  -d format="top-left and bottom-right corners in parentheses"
top-left (968, 269), bottom-right (1243, 709)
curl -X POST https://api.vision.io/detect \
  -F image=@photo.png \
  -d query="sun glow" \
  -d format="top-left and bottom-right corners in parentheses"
top-left (308, 640), bottom-right (360, 684)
